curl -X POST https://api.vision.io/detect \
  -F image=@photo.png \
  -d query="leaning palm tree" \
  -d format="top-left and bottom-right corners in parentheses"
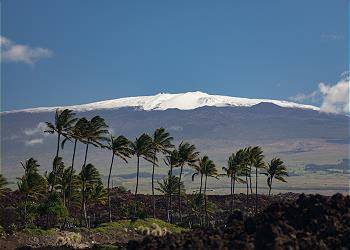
top-left (80, 116), bottom-right (109, 226)
top-left (263, 158), bottom-right (288, 196)
top-left (106, 135), bottom-right (132, 222)
top-left (191, 162), bottom-right (204, 195)
top-left (199, 156), bottom-right (218, 226)
top-left (0, 174), bottom-right (8, 197)
top-left (129, 133), bottom-right (153, 219)
top-left (61, 117), bottom-right (89, 204)
top-left (222, 151), bottom-right (246, 213)
top-left (150, 128), bottom-right (174, 218)
top-left (177, 142), bottom-right (199, 222)
top-left (163, 149), bottom-right (179, 223)
top-left (45, 109), bottom-right (77, 190)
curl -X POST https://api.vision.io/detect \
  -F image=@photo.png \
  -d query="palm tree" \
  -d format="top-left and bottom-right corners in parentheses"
top-left (249, 146), bottom-right (265, 213)
top-left (17, 158), bottom-right (47, 224)
top-left (61, 117), bottom-right (89, 205)
top-left (222, 151), bottom-right (246, 213)
top-left (80, 116), bottom-right (109, 226)
top-left (163, 149), bottom-right (179, 223)
top-left (106, 135), bottom-right (132, 222)
top-left (45, 109), bottom-right (77, 190)
top-left (242, 147), bottom-right (251, 206)
top-left (199, 156), bottom-right (218, 226)
top-left (177, 142), bottom-right (199, 222)
top-left (263, 158), bottom-right (288, 196)
top-left (88, 180), bottom-right (107, 226)
top-left (0, 174), bottom-right (8, 197)
top-left (150, 128), bottom-right (174, 218)
top-left (129, 133), bottom-right (153, 220)
top-left (79, 163), bottom-right (101, 227)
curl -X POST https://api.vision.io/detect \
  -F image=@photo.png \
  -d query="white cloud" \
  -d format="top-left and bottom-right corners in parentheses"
top-left (1, 36), bottom-right (53, 64)
top-left (289, 73), bottom-right (349, 114)
top-left (319, 79), bottom-right (349, 114)
top-left (25, 138), bottom-right (44, 146)
top-left (320, 33), bottom-right (343, 41)
top-left (24, 122), bottom-right (48, 136)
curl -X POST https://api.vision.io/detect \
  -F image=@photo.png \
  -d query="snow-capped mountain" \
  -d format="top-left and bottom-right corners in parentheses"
top-left (2, 91), bottom-right (319, 114)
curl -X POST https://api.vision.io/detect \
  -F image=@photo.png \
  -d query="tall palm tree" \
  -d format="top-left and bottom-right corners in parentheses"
top-left (150, 128), bottom-right (174, 218)
top-left (263, 158), bottom-right (288, 196)
top-left (45, 109), bottom-right (77, 190)
top-left (177, 142), bottom-right (199, 222)
top-left (106, 135), bottom-right (132, 222)
top-left (80, 116), bottom-right (109, 226)
top-left (61, 117), bottom-right (89, 205)
top-left (0, 174), bottom-right (8, 197)
top-left (222, 151), bottom-right (246, 213)
top-left (199, 156), bottom-right (218, 226)
top-left (249, 146), bottom-right (265, 213)
top-left (242, 147), bottom-right (251, 206)
top-left (129, 133), bottom-right (153, 219)
top-left (163, 149), bottom-right (179, 223)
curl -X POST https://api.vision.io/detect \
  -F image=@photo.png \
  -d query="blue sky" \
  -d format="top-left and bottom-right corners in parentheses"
top-left (1, 0), bottom-right (348, 111)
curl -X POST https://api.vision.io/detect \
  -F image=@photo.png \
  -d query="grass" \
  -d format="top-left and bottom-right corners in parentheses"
top-left (93, 218), bottom-right (188, 234)
top-left (22, 227), bottom-right (55, 236)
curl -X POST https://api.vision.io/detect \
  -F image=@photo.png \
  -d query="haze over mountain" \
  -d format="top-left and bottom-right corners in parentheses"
top-left (1, 92), bottom-right (348, 194)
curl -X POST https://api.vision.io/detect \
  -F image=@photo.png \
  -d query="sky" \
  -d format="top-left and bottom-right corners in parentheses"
top-left (0, 0), bottom-right (348, 112)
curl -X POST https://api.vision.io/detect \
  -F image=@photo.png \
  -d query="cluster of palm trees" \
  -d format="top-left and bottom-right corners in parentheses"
top-left (1, 108), bottom-right (289, 228)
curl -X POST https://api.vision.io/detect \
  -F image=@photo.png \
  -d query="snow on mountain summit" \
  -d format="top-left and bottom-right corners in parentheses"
top-left (2, 91), bottom-right (320, 114)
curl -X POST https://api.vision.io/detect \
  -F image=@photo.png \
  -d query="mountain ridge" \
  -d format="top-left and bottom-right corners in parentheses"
top-left (1, 91), bottom-right (320, 114)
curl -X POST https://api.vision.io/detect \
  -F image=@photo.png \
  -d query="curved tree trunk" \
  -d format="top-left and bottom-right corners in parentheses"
top-left (151, 154), bottom-right (156, 218)
top-left (68, 139), bottom-right (78, 207)
top-left (168, 164), bottom-right (173, 223)
top-left (233, 172), bottom-right (236, 211)
top-left (268, 177), bottom-right (273, 196)
top-left (133, 156), bottom-right (140, 220)
top-left (107, 152), bottom-right (115, 222)
top-left (81, 143), bottom-right (89, 227)
top-left (178, 164), bottom-right (184, 222)
top-left (204, 175), bottom-right (208, 226)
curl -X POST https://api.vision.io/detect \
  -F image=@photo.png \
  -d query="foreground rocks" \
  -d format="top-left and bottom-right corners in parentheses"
top-left (127, 193), bottom-right (350, 250)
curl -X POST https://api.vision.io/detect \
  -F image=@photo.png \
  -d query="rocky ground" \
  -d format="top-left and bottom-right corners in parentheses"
top-left (127, 193), bottom-right (350, 250)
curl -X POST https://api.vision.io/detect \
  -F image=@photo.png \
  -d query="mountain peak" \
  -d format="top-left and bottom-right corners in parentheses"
top-left (2, 91), bottom-right (320, 114)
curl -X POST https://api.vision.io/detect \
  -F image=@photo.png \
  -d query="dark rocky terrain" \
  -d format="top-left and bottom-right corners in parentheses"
top-left (127, 193), bottom-right (350, 250)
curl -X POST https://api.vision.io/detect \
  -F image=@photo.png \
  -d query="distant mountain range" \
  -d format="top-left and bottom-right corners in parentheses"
top-left (1, 92), bottom-right (348, 194)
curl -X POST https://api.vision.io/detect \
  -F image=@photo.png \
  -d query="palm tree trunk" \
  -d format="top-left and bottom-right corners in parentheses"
top-left (52, 133), bottom-right (61, 191)
top-left (151, 153), bottom-right (156, 218)
top-left (233, 173), bottom-right (236, 211)
top-left (204, 175), bottom-right (208, 226)
top-left (133, 156), bottom-right (140, 219)
top-left (68, 139), bottom-right (78, 207)
top-left (81, 143), bottom-right (89, 227)
top-left (230, 175), bottom-right (233, 213)
top-left (199, 174), bottom-right (203, 195)
top-left (268, 177), bottom-right (273, 196)
top-left (245, 167), bottom-right (249, 206)
top-left (178, 164), bottom-right (184, 222)
top-left (249, 166), bottom-right (253, 194)
top-left (107, 152), bottom-right (115, 222)
top-left (255, 166), bottom-right (258, 213)
top-left (169, 164), bottom-right (173, 223)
